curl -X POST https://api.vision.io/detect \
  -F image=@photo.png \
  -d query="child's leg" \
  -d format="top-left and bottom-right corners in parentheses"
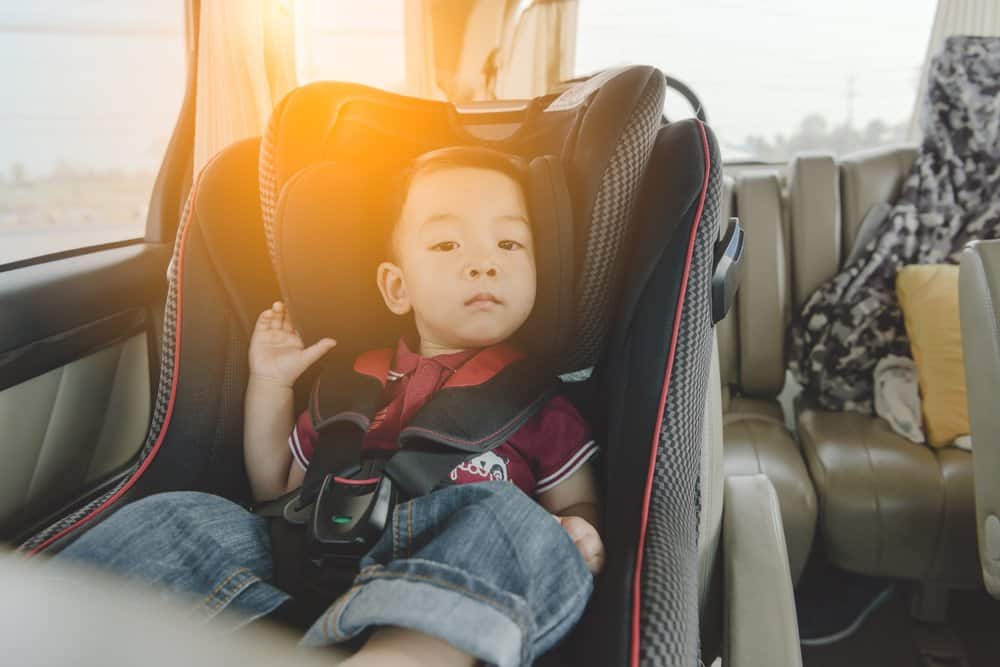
top-left (53, 491), bottom-right (290, 627)
top-left (342, 626), bottom-right (476, 667)
top-left (303, 481), bottom-right (593, 667)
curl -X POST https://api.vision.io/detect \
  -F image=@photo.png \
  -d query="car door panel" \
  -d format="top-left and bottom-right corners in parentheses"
top-left (0, 243), bottom-right (170, 540)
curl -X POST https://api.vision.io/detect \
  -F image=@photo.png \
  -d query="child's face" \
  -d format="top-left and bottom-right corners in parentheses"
top-left (377, 166), bottom-right (536, 351)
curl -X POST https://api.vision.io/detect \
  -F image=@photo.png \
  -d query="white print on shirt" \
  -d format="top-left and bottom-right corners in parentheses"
top-left (450, 451), bottom-right (510, 482)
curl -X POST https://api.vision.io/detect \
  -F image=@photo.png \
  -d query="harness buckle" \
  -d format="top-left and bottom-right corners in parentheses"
top-left (307, 472), bottom-right (397, 568)
top-left (281, 493), bottom-right (313, 525)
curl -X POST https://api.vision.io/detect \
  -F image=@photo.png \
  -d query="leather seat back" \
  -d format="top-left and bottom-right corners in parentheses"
top-left (718, 170), bottom-right (791, 401)
top-left (785, 146), bottom-right (917, 295)
top-left (837, 146), bottom-right (919, 267)
top-left (793, 144), bottom-right (982, 587)
top-left (715, 168), bottom-right (818, 587)
top-left (788, 153), bottom-right (840, 309)
top-left (959, 240), bottom-right (1000, 597)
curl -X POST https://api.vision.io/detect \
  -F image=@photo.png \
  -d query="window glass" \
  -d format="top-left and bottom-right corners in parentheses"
top-left (576, 0), bottom-right (937, 162)
top-left (1, 2), bottom-right (186, 265)
top-left (297, 0), bottom-right (937, 164)
top-left (297, 0), bottom-right (405, 91)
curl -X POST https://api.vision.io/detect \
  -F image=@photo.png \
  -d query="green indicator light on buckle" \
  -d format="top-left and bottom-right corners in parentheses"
top-left (333, 516), bottom-right (352, 524)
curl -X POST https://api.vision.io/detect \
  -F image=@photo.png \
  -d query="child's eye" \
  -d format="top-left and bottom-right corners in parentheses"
top-left (498, 240), bottom-right (524, 251)
top-left (430, 241), bottom-right (458, 251)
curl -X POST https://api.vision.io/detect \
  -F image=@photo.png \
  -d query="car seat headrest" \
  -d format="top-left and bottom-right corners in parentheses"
top-left (273, 155), bottom-right (574, 366)
top-left (261, 66), bottom-right (666, 372)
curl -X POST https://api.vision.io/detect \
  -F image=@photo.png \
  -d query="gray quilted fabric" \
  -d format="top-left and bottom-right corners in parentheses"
top-left (258, 96), bottom-right (285, 272)
top-left (257, 97), bottom-right (288, 270)
top-left (639, 123), bottom-right (720, 666)
top-left (20, 187), bottom-right (194, 552)
top-left (568, 78), bottom-right (666, 370)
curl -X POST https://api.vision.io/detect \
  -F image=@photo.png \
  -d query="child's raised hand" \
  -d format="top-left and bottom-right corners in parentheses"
top-left (248, 301), bottom-right (336, 388)
top-left (557, 515), bottom-right (605, 574)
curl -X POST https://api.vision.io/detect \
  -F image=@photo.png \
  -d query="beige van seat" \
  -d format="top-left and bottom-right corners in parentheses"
top-left (718, 171), bottom-right (817, 583)
top-left (959, 240), bottom-right (1000, 598)
top-left (793, 148), bottom-right (980, 601)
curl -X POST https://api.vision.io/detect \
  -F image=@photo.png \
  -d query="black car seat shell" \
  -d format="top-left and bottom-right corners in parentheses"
top-left (20, 66), bottom-right (725, 666)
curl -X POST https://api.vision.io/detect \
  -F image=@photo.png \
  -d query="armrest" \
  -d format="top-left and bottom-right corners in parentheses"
top-left (960, 240), bottom-right (1000, 598)
top-left (723, 474), bottom-right (802, 667)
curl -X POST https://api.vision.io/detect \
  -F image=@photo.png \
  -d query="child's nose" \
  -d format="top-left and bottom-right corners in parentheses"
top-left (464, 260), bottom-right (498, 280)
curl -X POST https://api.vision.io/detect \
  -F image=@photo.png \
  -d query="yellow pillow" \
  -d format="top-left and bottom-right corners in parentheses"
top-left (896, 264), bottom-right (969, 447)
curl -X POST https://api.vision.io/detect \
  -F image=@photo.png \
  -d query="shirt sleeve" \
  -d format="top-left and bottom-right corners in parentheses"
top-left (288, 409), bottom-right (318, 471)
top-left (510, 394), bottom-right (598, 495)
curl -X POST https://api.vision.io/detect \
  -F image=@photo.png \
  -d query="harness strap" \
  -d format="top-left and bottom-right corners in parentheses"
top-left (261, 348), bottom-right (559, 521)
top-left (384, 377), bottom-right (558, 497)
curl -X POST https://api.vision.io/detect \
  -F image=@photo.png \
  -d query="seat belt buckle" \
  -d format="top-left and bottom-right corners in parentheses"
top-left (307, 473), bottom-right (397, 567)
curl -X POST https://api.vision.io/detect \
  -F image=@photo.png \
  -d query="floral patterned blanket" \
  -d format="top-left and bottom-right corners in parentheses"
top-left (789, 35), bottom-right (1000, 412)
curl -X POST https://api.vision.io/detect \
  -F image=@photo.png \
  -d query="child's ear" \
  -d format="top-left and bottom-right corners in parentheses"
top-left (376, 262), bottom-right (411, 315)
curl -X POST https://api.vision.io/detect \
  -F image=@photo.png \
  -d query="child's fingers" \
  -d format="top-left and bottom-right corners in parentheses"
top-left (267, 301), bottom-right (287, 330)
top-left (556, 516), bottom-right (604, 573)
top-left (573, 532), bottom-right (603, 561)
top-left (298, 338), bottom-right (337, 368)
top-left (573, 533), bottom-right (605, 573)
top-left (559, 516), bottom-right (595, 542)
top-left (269, 301), bottom-right (295, 332)
top-left (255, 308), bottom-right (284, 333)
top-left (585, 549), bottom-right (605, 574)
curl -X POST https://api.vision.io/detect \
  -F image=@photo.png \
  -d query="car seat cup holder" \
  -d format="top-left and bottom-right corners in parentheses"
top-left (712, 216), bottom-right (744, 324)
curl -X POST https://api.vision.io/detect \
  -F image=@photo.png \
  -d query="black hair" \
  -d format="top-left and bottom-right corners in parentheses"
top-left (385, 146), bottom-right (530, 261)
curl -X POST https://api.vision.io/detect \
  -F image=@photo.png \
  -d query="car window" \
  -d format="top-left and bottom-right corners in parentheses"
top-left (297, 0), bottom-right (405, 91)
top-left (293, 0), bottom-right (939, 165)
top-left (1, 2), bottom-right (186, 266)
top-left (576, 0), bottom-right (937, 162)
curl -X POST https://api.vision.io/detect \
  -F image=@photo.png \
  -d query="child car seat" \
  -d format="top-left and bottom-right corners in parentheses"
top-left (19, 66), bottom-right (730, 666)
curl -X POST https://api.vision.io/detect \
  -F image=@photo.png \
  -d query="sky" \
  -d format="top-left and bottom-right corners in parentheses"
top-left (0, 0), bottom-right (938, 177)
top-left (575, 0), bottom-right (937, 152)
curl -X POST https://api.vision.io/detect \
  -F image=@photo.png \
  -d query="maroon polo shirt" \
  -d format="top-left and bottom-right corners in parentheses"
top-left (288, 337), bottom-right (597, 496)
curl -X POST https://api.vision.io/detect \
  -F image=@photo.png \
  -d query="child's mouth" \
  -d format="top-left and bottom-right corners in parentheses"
top-left (465, 293), bottom-right (502, 307)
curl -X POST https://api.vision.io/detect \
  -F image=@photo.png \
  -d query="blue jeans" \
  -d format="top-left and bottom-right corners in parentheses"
top-left (55, 481), bottom-right (592, 667)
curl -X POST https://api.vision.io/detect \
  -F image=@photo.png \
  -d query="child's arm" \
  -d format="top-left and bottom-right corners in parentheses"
top-left (245, 301), bottom-right (335, 503)
top-left (538, 462), bottom-right (604, 574)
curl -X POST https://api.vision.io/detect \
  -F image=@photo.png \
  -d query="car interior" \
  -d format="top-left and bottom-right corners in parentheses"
top-left (3, 1), bottom-right (1000, 666)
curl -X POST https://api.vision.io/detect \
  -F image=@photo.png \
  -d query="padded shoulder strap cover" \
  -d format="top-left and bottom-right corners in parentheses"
top-left (305, 346), bottom-right (556, 498)
top-left (390, 359), bottom-right (558, 497)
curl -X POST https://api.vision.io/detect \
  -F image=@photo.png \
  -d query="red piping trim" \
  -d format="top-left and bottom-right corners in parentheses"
top-left (629, 121), bottom-right (711, 666)
top-left (27, 154), bottom-right (221, 556)
top-left (333, 476), bottom-right (379, 486)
